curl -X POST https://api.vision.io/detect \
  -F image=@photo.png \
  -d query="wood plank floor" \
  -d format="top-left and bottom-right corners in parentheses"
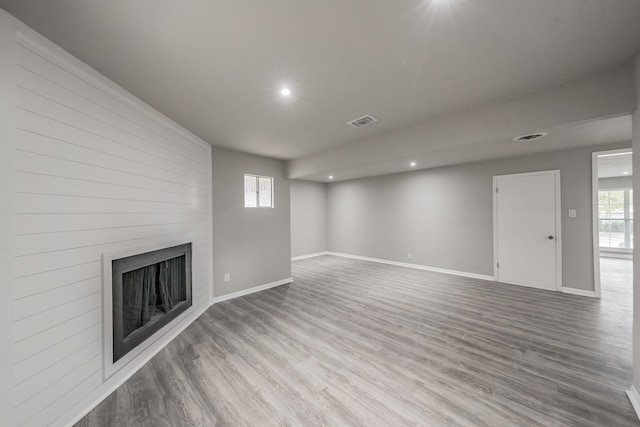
top-left (77, 256), bottom-right (638, 426)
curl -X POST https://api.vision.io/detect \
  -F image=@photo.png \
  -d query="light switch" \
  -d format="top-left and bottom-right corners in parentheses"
top-left (568, 209), bottom-right (577, 218)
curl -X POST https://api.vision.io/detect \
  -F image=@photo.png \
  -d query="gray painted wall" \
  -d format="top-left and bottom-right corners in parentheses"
top-left (328, 142), bottom-right (631, 292)
top-left (290, 180), bottom-right (327, 257)
top-left (212, 147), bottom-right (291, 297)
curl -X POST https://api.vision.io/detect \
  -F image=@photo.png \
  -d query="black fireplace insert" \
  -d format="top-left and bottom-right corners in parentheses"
top-left (112, 243), bottom-right (192, 362)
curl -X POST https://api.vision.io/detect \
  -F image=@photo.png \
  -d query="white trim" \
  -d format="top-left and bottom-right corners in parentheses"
top-left (59, 301), bottom-right (210, 427)
top-left (493, 175), bottom-right (499, 281)
top-left (600, 251), bottom-right (634, 260)
top-left (212, 277), bottom-right (294, 303)
top-left (291, 251), bottom-right (329, 261)
top-left (592, 148), bottom-right (633, 299)
top-left (627, 386), bottom-right (640, 422)
top-left (592, 151), bottom-right (602, 298)
top-left (244, 174), bottom-right (275, 209)
top-left (327, 252), bottom-right (494, 281)
top-left (493, 170), bottom-right (563, 291)
top-left (208, 150), bottom-right (215, 305)
top-left (102, 238), bottom-right (194, 380)
top-left (561, 287), bottom-right (597, 298)
top-left (555, 171), bottom-right (563, 291)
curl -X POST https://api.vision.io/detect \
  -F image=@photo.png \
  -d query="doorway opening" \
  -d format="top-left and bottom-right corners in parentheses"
top-left (592, 148), bottom-right (633, 300)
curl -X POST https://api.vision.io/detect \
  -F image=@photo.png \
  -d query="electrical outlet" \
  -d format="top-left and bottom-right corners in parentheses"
top-left (408, 253), bottom-right (413, 259)
top-left (224, 273), bottom-right (230, 282)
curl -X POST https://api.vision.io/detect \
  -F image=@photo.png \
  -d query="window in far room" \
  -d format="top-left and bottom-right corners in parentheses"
top-left (244, 174), bottom-right (274, 208)
top-left (599, 188), bottom-right (633, 250)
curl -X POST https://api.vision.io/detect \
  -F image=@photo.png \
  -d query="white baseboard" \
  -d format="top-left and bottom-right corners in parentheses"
top-left (291, 251), bottom-right (329, 261)
top-left (212, 277), bottom-right (293, 304)
top-left (327, 252), bottom-right (495, 281)
top-left (627, 386), bottom-right (640, 421)
top-left (561, 287), bottom-right (597, 298)
top-left (59, 300), bottom-right (211, 427)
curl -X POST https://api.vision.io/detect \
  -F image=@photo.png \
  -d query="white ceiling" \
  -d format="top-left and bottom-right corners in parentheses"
top-left (288, 62), bottom-right (636, 181)
top-left (1, 0), bottom-right (639, 167)
top-left (298, 115), bottom-right (633, 182)
top-left (0, 0), bottom-right (640, 182)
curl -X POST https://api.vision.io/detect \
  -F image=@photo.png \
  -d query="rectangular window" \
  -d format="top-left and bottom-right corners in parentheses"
top-left (244, 174), bottom-right (274, 208)
top-left (598, 189), bottom-right (633, 250)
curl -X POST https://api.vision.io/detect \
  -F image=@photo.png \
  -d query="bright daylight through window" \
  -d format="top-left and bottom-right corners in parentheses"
top-left (244, 174), bottom-right (274, 208)
top-left (598, 189), bottom-right (633, 250)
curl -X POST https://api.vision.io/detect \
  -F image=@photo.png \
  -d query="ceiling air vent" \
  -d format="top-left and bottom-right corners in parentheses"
top-left (348, 115), bottom-right (378, 128)
top-left (513, 132), bottom-right (548, 142)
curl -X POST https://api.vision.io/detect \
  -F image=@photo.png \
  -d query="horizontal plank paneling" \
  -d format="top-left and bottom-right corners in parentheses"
top-left (22, 371), bottom-right (103, 427)
top-left (14, 251), bottom-right (101, 279)
top-left (14, 262), bottom-right (100, 299)
top-left (10, 26), bottom-right (212, 427)
top-left (16, 354), bottom-right (102, 425)
top-left (16, 163), bottom-right (206, 205)
top-left (14, 308), bottom-right (102, 363)
top-left (15, 212), bottom-right (207, 235)
top-left (16, 223), bottom-right (208, 256)
top-left (14, 338), bottom-right (101, 406)
top-left (14, 230), bottom-right (210, 278)
top-left (15, 223), bottom-right (210, 256)
top-left (14, 292), bottom-right (102, 342)
top-left (15, 105), bottom-right (205, 179)
top-left (15, 85), bottom-right (205, 167)
top-left (14, 276), bottom-right (101, 321)
top-left (15, 74), bottom-right (207, 176)
top-left (16, 42), bottom-right (207, 162)
top-left (14, 101), bottom-right (207, 181)
top-left (16, 150), bottom-right (204, 196)
top-left (16, 56), bottom-right (207, 166)
top-left (16, 124), bottom-right (206, 187)
top-left (14, 323), bottom-right (102, 386)
top-left (15, 193), bottom-right (205, 215)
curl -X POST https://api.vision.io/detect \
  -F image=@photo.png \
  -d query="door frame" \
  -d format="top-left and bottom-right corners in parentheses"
top-left (493, 170), bottom-right (562, 291)
top-left (591, 148), bottom-right (633, 299)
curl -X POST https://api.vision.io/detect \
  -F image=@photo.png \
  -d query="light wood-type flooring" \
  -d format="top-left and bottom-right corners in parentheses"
top-left (77, 256), bottom-right (637, 426)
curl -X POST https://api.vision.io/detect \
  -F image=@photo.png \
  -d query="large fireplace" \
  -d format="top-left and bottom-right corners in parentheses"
top-left (110, 243), bottom-right (192, 363)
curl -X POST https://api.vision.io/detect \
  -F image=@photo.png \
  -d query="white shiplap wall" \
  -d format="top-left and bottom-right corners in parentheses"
top-left (1, 10), bottom-right (17, 427)
top-left (5, 14), bottom-right (213, 427)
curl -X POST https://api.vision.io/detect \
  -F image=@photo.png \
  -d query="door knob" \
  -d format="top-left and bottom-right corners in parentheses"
top-left (548, 235), bottom-right (554, 240)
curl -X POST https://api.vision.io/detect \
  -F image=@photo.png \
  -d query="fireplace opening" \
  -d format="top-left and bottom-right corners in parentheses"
top-left (112, 243), bottom-right (192, 362)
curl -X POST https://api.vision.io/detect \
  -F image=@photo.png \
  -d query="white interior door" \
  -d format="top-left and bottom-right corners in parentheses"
top-left (494, 171), bottom-right (561, 291)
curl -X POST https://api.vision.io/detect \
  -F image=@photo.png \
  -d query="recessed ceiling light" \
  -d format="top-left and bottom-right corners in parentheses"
top-left (280, 88), bottom-right (291, 96)
top-left (623, 171), bottom-right (630, 175)
top-left (328, 175), bottom-right (334, 180)
top-left (410, 162), bottom-right (417, 167)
